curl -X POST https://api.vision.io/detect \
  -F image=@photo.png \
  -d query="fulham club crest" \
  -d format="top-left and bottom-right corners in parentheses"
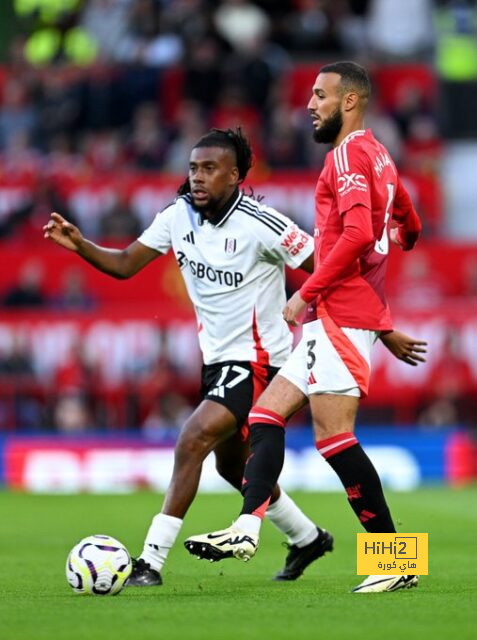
top-left (224, 238), bottom-right (237, 254)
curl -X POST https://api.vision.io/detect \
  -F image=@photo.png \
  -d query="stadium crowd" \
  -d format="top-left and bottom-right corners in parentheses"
top-left (1, 0), bottom-right (476, 435)
top-left (1, 1), bottom-right (442, 217)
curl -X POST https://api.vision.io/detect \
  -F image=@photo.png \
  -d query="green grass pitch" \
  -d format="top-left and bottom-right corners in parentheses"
top-left (0, 487), bottom-right (476, 640)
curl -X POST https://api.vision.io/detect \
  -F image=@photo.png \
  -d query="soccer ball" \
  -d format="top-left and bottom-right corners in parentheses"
top-left (66, 534), bottom-right (132, 596)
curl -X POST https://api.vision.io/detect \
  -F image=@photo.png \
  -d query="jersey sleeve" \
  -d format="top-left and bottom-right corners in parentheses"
top-left (333, 143), bottom-right (372, 215)
top-left (300, 204), bottom-right (374, 302)
top-left (137, 204), bottom-right (174, 254)
top-left (252, 204), bottom-right (314, 269)
top-left (391, 176), bottom-right (422, 250)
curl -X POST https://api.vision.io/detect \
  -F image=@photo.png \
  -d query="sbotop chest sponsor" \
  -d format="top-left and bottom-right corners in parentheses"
top-left (177, 251), bottom-right (244, 287)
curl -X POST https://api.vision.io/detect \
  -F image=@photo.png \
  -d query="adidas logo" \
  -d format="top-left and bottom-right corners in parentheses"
top-left (182, 231), bottom-right (195, 244)
top-left (209, 386), bottom-right (225, 398)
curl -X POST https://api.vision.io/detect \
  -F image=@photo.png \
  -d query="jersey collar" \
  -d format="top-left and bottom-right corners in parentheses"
top-left (338, 129), bottom-right (366, 147)
top-left (197, 188), bottom-right (243, 227)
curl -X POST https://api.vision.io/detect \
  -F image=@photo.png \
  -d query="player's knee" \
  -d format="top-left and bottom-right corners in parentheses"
top-left (175, 416), bottom-right (217, 459)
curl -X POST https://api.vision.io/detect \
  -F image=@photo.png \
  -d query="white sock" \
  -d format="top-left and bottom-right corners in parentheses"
top-left (234, 514), bottom-right (262, 537)
top-left (266, 490), bottom-right (318, 547)
top-left (140, 513), bottom-right (183, 572)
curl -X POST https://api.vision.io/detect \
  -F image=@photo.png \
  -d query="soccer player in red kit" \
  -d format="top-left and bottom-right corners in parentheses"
top-left (185, 62), bottom-right (423, 593)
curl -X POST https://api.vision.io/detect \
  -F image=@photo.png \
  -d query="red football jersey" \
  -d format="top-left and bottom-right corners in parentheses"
top-left (301, 129), bottom-right (420, 330)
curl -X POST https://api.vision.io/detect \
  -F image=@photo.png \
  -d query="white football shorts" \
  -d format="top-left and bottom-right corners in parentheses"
top-left (278, 317), bottom-right (378, 398)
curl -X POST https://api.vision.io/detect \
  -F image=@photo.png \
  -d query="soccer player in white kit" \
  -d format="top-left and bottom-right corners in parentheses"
top-left (44, 127), bottom-right (426, 587)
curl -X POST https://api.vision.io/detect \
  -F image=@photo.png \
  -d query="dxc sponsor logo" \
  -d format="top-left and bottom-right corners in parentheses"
top-left (337, 173), bottom-right (367, 193)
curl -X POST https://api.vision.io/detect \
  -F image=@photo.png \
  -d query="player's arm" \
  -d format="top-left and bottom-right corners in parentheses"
top-left (390, 176), bottom-right (422, 251)
top-left (379, 330), bottom-right (427, 366)
top-left (43, 212), bottom-right (159, 279)
top-left (283, 204), bottom-right (374, 325)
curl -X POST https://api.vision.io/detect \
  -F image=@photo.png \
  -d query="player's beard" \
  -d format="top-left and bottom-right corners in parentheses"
top-left (192, 194), bottom-right (221, 215)
top-left (313, 107), bottom-right (343, 144)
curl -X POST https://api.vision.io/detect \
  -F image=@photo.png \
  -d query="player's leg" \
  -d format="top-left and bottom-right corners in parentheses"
top-left (212, 427), bottom-right (257, 491)
top-left (184, 372), bottom-right (327, 563)
top-left (184, 350), bottom-right (333, 573)
top-left (237, 374), bottom-right (307, 522)
top-left (207, 358), bottom-right (328, 554)
top-left (211, 428), bottom-right (330, 579)
top-left (310, 393), bottom-right (396, 532)
top-left (161, 401), bottom-right (237, 516)
top-left (304, 319), bottom-right (418, 592)
top-left (310, 393), bottom-right (418, 593)
top-left (128, 399), bottom-right (237, 586)
top-left (234, 375), bottom-right (333, 571)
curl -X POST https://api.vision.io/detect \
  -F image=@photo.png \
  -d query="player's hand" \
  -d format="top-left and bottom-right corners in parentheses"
top-left (43, 212), bottom-right (84, 252)
top-left (390, 227), bottom-right (402, 248)
top-left (380, 330), bottom-right (427, 366)
top-left (390, 227), bottom-right (419, 251)
top-left (283, 291), bottom-right (307, 327)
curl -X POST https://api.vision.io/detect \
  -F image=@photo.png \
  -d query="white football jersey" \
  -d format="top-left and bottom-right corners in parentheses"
top-left (138, 191), bottom-right (313, 366)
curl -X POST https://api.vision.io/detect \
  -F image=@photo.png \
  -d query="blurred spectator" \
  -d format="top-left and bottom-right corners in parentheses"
top-left (0, 336), bottom-right (34, 377)
top-left (35, 67), bottom-right (81, 152)
top-left (0, 177), bottom-right (72, 242)
top-left (80, 0), bottom-right (130, 63)
top-left (280, 0), bottom-right (345, 54)
top-left (365, 102), bottom-right (403, 166)
top-left (46, 131), bottom-right (85, 173)
top-left (389, 82), bottom-right (432, 140)
top-left (0, 336), bottom-right (43, 431)
top-left (434, 0), bottom-right (477, 138)
top-left (210, 84), bottom-right (263, 156)
top-left (183, 37), bottom-right (226, 112)
top-left (116, 0), bottom-right (184, 67)
top-left (162, 0), bottom-right (215, 44)
top-left (335, 0), bottom-right (370, 54)
top-left (53, 393), bottom-right (93, 433)
top-left (418, 328), bottom-right (472, 428)
top-left (388, 251), bottom-right (449, 309)
top-left (54, 339), bottom-right (99, 396)
top-left (228, 34), bottom-right (286, 113)
top-left (17, 0), bottom-right (97, 67)
top-left (82, 129), bottom-right (125, 172)
top-left (76, 64), bottom-right (118, 131)
top-left (0, 77), bottom-right (37, 152)
top-left (51, 266), bottom-right (97, 312)
top-left (3, 259), bottom-right (48, 308)
top-left (366, 0), bottom-right (434, 59)
top-left (214, 0), bottom-right (271, 53)
top-left (99, 191), bottom-right (142, 241)
top-left (418, 396), bottom-right (459, 428)
top-left (126, 102), bottom-right (169, 170)
top-left (164, 100), bottom-right (207, 174)
top-left (403, 115), bottom-right (442, 173)
top-left (264, 104), bottom-right (307, 168)
top-left (142, 391), bottom-right (193, 442)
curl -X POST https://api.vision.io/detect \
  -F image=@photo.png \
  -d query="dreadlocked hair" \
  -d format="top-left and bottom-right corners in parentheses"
top-left (177, 127), bottom-right (254, 196)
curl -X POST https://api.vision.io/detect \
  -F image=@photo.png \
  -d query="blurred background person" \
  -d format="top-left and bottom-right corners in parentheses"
top-left (3, 259), bottom-right (48, 308)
